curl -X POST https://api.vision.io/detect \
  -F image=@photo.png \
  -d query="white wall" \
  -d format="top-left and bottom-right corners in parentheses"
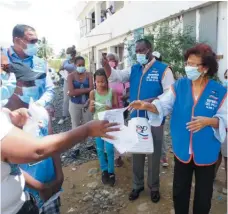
top-left (217, 1), bottom-right (227, 81)
top-left (78, 1), bottom-right (206, 52)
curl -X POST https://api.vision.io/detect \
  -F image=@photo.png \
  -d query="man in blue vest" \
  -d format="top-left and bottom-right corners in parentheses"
top-left (2, 24), bottom-right (54, 107)
top-left (102, 39), bottom-right (175, 203)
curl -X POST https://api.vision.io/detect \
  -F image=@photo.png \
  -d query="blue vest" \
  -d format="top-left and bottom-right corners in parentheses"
top-left (129, 60), bottom-right (167, 118)
top-left (19, 119), bottom-right (56, 208)
top-left (3, 48), bottom-right (47, 102)
top-left (171, 78), bottom-right (227, 165)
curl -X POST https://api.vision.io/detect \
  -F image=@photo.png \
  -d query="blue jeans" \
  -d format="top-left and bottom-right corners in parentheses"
top-left (95, 137), bottom-right (114, 173)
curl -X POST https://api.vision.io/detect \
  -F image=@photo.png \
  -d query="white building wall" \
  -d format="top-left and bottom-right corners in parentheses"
top-left (217, 1), bottom-right (227, 81)
top-left (78, 1), bottom-right (206, 52)
top-left (78, 1), bottom-right (227, 80)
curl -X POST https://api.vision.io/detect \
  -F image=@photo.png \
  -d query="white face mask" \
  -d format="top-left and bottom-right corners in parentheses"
top-left (185, 66), bottom-right (202, 81)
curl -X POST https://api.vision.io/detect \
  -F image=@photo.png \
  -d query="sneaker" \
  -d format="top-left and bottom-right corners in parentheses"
top-left (161, 157), bottom-right (169, 167)
top-left (58, 118), bottom-right (66, 125)
top-left (115, 157), bottom-right (124, 167)
top-left (151, 190), bottom-right (160, 203)
top-left (101, 171), bottom-right (109, 185)
top-left (128, 187), bottom-right (144, 201)
top-left (108, 173), bottom-right (116, 187)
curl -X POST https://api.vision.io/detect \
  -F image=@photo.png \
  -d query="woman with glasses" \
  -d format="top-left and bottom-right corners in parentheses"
top-left (129, 43), bottom-right (227, 214)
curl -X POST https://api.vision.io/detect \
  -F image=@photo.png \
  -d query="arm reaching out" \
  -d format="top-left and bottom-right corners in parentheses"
top-left (1, 110), bottom-right (120, 164)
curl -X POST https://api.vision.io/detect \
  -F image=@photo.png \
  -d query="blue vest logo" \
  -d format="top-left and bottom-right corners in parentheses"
top-left (205, 90), bottom-right (220, 110)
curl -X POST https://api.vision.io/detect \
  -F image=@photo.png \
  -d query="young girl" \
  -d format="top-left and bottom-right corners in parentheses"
top-left (89, 68), bottom-right (117, 186)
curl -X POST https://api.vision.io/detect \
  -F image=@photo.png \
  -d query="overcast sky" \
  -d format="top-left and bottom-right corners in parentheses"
top-left (0, 0), bottom-right (86, 54)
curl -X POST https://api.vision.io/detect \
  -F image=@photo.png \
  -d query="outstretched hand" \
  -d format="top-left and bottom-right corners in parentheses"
top-left (129, 100), bottom-right (147, 111)
top-left (86, 120), bottom-right (120, 139)
top-left (9, 108), bottom-right (30, 127)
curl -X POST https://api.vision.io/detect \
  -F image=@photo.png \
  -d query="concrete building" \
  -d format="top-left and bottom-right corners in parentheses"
top-left (76, 1), bottom-right (227, 81)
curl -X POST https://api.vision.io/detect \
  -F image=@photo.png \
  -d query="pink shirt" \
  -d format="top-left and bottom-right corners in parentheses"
top-left (109, 82), bottom-right (129, 108)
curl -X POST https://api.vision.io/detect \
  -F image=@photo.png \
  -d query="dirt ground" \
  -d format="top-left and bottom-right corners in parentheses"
top-left (60, 153), bottom-right (227, 214)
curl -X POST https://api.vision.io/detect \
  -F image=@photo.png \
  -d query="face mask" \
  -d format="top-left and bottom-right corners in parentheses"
top-left (222, 79), bottom-right (228, 88)
top-left (1, 72), bottom-right (16, 106)
top-left (136, 53), bottom-right (148, 65)
top-left (185, 66), bottom-right (202, 81)
top-left (109, 61), bottom-right (116, 68)
top-left (66, 54), bottom-right (72, 60)
top-left (17, 86), bottom-right (40, 104)
top-left (23, 43), bottom-right (39, 56)
top-left (77, 66), bottom-right (86, 73)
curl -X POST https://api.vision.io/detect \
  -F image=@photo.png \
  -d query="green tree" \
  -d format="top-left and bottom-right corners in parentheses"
top-left (37, 37), bottom-right (54, 59)
top-left (59, 49), bottom-right (66, 59)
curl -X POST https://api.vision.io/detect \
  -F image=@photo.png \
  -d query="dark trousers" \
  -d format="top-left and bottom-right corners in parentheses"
top-left (173, 156), bottom-right (215, 214)
top-left (16, 196), bottom-right (39, 214)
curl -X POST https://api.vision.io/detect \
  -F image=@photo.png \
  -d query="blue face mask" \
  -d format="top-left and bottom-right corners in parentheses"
top-left (17, 86), bottom-right (40, 104)
top-left (185, 66), bottom-right (202, 81)
top-left (23, 43), bottom-right (39, 56)
top-left (66, 54), bottom-right (72, 60)
top-left (136, 53), bottom-right (148, 65)
top-left (1, 72), bottom-right (16, 106)
top-left (222, 79), bottom-right (228, 88)
top-left (77, 66), bottom-right (86, 73)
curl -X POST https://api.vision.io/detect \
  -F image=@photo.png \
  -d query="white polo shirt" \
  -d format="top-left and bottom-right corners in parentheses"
top-left (0, 111), bottom-right (27, 214)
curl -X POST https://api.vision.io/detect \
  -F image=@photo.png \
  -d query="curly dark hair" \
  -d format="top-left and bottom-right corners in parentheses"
top-left (67, 45), bottom-right (76, 56)
top-left (184, 43), bottom-right (218, 77)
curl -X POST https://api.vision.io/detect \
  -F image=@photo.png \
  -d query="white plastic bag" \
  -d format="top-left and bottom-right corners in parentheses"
top-left (23, 98), bottom-right (49, 137)
top-left (127, 117), bottom-right (154, 154)
top-left (98, 107), bottom-right (154, 154)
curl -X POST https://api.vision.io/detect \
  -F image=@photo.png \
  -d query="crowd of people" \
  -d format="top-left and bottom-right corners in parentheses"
top-left (0, 24), bottom-right (227, 214)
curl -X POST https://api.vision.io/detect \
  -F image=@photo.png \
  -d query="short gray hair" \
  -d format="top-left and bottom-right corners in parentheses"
top-left (107, 52), bottom-right (119, 62)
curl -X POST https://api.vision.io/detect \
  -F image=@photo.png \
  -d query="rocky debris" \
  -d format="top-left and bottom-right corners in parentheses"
top-left (87, 181), bottom-right (98, 190)
top-left (77, 181), bottom-right (128, 213)
top-left (67, 207), bottom-right (76, 213)
top-left (51, 86), bottom-right (98, 166)
top-left (137, 202), bottom-right (149, 212)
top-left (83, 195), bottom-right (93, 202)
top-left (88, 168), bottom-right (99, 175)
top-left (70, 184), bottom-right (75, 189)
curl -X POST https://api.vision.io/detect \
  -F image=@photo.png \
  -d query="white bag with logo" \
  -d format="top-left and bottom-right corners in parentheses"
top-left (98, 108), bottom-right (154, 154)
top-left (127, 115), bottom-right (154, 154)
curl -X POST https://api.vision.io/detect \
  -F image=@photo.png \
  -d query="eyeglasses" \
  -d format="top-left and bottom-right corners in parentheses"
top-left (20, 38), bottom-right (39, 45)
top-left (28, 39), bottom-right (39, 44)
top-left (184, 62), bottom-right (203, 67)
